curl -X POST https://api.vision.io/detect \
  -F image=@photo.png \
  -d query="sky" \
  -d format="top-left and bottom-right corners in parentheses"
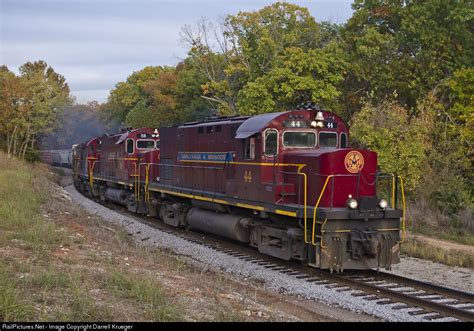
top-left (1, 0), bottom-right (354, 104)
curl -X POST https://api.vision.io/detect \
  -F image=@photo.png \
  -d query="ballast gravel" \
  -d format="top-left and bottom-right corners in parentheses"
top-left (65, 185), bottom-right (459, 322)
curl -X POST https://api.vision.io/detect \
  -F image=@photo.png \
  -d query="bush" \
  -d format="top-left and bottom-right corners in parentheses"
top-left (429, 175), bottom-right (471, 216)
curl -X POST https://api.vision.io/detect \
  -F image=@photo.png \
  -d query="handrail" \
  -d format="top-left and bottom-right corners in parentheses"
top-left (311, 175), bottom-right (334, 246)
top-left (297, 169), bottom-right (307, 243)
top-left (88, 160), bottom-right (96, 191)
top-left (391, 173), bottom-right (396, 208)
top-left (320, 218), bottom-right (328, 248)
top-left (399, 176), bottom-right (406, 242)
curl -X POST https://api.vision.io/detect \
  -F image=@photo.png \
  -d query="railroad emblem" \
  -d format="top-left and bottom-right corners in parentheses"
top-left (344, 151), bottom-right (364, 173)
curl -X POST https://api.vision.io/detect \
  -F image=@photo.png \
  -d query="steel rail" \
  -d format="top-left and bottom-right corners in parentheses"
top-left (325, 272), bottom-right (474, 322)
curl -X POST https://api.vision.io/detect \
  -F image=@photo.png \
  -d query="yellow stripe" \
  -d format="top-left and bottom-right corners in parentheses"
top-left (179, 159), bottom-right (305, 169)
top-left (275, 209), bottom-right (297, 217)
top-left (236, 203), bottom-right (264, 211)
top-left (149, 188), bottom-right (290, 215)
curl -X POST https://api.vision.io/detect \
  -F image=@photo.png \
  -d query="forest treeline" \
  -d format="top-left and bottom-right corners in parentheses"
top-left (0, 1), bottom-right (472, 219)
top-left (100, 1), bottom-right (473, 216)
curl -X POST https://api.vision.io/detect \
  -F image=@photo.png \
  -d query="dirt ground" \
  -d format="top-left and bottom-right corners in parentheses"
top-left (407, 232), bottom-right (474, 255)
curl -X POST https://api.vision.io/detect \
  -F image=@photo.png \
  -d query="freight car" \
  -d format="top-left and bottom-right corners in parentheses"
top-left (40, 149), bottom-right (72, 168)
top-left (73, 105), bottom-right (406, 272)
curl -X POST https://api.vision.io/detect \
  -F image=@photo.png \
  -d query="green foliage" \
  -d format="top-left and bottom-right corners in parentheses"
top-left (343, 0), bottom-right (474, 109)
top-left (436, 68), bottom-right (474, 188)
top-left (103, 65), bottom-right (207, 128)
top-left (429, 175), bottom-right (471, 216)
top-left (224, 2), bottom-right (325, 77)
top-left (350, 99), bottom-right (433, 191)
top-left (237, 47), bottom-right (345, 114)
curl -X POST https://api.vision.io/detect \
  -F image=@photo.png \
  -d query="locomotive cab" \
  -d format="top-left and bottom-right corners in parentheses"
top-left (234, 106), bottom-right (402, 271)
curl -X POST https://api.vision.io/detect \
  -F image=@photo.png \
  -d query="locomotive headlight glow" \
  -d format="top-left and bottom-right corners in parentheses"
top-left (347, 198), bottom-right (358, 209)
top-left (378, 199), bottom-right (388, 209)
top-left (311, 120), bottom-right (317, 127)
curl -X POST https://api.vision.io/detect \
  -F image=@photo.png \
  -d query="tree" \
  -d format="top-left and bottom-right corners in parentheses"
top-left (237, 47), bottom-right (345, 115)
top-left (101, 66), bottom-right (166, 124)
top-left (180, 2), bottom-right (343, 115)
top-left (342, 0), bottom-right (474, 112)
top-left (0, 61), bottom-right (71, 158)
top-left (350, 98), bottom-right (433, 192)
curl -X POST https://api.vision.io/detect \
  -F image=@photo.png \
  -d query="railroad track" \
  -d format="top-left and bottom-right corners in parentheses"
top-left (77, 188), bottom-right (474, 322)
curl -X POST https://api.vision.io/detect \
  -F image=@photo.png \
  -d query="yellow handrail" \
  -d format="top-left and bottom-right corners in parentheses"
top-left (391, 173), bottom-right (396, 209)
top-left (399, 176), bottom-right (406, 242)
top-left (145, 164), bottom-right (151, 203)
top-left (311, 175), bottom-right (334, 246)
top-left (89, 160), bottom-right (96, 191)
top-left (296, 166), bottom-right (308, 244)
top-left (320, 218), bottom-right (328, 248)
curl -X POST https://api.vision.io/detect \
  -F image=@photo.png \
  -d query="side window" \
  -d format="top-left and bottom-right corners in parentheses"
top-left (340, 133), bottom-right (348, 148)
top-left (156, 140), bottom-right (160, 149)
top-left (244, 137), bottom-right (255, 160)
top-left (230, 126), bottom-right (238, 139)
top-left (126, 139), bottom-right (134, 154)
top-left (264, 129), bottom-right (278, 156)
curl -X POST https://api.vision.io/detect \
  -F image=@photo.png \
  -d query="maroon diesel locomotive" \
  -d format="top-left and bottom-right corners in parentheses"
top-left (73, 105), bottom-right (405, 271)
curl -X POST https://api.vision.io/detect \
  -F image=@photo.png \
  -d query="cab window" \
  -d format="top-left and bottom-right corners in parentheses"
top-left (319, 132), bottom-right (338, 148)
top-left (264, 129), bottom-right (278, 156)
top-left (283, 131), bottom-right (316, 148)
top-left (126, 139), bottom-right (134, 154)
top-left (340, 133), bottom-right (348, 148)
top-left (244, 137), bottom-right (255, 160)
top-left (136, 139), bottom-right (155, 150)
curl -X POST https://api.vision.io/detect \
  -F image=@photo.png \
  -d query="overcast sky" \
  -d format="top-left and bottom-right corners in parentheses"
top-left (1, 0), bottom-right (354, 104)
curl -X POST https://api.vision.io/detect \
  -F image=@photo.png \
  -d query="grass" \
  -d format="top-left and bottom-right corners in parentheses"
top-left (408, 224), bottom-right (474, 246)
top-left (0, 265), bottom-right (35, 321)
top-left (406, 200), bottom-right (474, 246)
top-left (401, 237), bottom-right (474, 269)
top-left (0, 153), bottom-right (184, 321)
top-left (106, 270), bottom-right (183, 321)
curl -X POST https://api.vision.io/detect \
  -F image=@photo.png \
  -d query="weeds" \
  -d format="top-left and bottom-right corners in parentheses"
top-left (401, 238), bottom-right (474, 268)
top-left (0, 265), bottom-right (34, 321)
top-left (106, 270), bottom-right (183, 321)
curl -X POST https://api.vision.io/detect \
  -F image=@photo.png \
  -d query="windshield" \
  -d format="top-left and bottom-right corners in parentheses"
top-left (319, 132), bottom-right (338, 148)
top-left (136, 139), bottom-right (155, 150)
top-left (283, 132), bottom-right (316, 148)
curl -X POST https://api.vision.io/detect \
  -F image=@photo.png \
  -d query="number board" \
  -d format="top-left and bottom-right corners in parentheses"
top-left (138, 133), bottom-right (153, 138)
top-left (283, 120), bottom-right (308, 128)
top-left (324, 121), bottom-right (338, 129)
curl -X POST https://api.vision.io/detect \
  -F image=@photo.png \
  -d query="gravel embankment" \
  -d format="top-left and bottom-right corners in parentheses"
top-left (65, 184), bottom-right (462, 322)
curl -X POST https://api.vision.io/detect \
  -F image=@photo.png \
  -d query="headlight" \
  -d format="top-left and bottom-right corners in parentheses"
top-left (347, 198), bottom-right (358, 209)
top-left (378, 199), bottom-right (388, 209)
